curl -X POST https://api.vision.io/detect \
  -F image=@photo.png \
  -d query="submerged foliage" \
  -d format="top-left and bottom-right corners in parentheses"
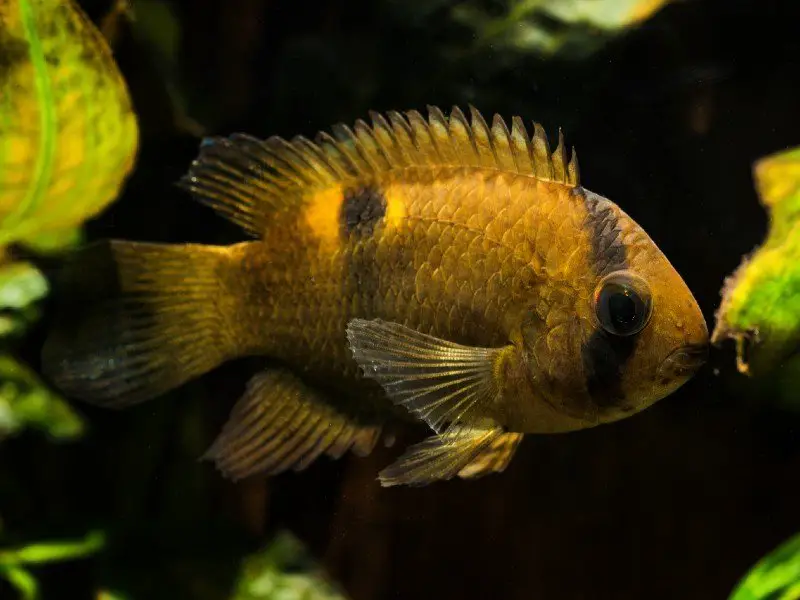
top-left (446, 0), bottom-right (671, 57)
top-left (0, 0), bottom-right (138, 596)
top-left (0, 0), bottom-right (139, 249)
top-left (0, 531), bottom-right (105, 600)
top-left (712, 146), bottom-right (800, 395)
top-left (0, 0), bottom-right (140, 441)
top-left (230, 532), bottom-right (349, 600)
top-left (0, 353), bottom-right (84, 441)
top-left (729, 533), bottom-right (800, 600)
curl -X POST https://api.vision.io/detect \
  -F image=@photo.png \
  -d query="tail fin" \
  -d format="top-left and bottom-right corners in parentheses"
top-left (41, 240), bottom-right (242, 408)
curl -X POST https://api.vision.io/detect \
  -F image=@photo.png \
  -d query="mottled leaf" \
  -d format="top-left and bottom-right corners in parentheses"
top-left (712, 146), bottom-right (800, 382)
top-left (0, 0), bottom-right (139, 251)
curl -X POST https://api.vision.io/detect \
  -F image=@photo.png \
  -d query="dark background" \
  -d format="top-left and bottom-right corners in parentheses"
top-left (5, 0), bottom-right (800, 598)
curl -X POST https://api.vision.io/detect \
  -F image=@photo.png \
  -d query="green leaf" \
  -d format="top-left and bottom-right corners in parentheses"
top-left (449, 0), bottom-right (671, 57)
top-left (231, 531), bottom-right (350, 600)
top-left (729, 533), bottom-right (800, 600)
top-left (0, 354), bottom-right (85, 441)
top-left (712, 146), bottom-right (800, 383)
top-left (96, 590), bottom-right (130, 600)
top-left (20, 226), bottom-right (84, 255)
top-left (0, 0), bottom-right (139, 248)
top-left (0, 262), bottom-right (47, 312)
top-left (0, 564), bottom-right (39, 600)
top-left (2, 531), bottom-right (105, 566)
top-left (0, 531), bottom-right (105, 568)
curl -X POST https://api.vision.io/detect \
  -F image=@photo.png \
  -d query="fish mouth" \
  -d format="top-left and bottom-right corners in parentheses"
top-left (658, 342), bottom-right (709, 379)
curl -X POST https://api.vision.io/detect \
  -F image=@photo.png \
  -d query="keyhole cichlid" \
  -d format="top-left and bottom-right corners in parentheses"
top-left (42, 106), bottom-right (708, 487)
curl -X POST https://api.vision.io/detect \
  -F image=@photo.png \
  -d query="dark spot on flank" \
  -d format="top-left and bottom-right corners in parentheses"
top-left (581, 329), bottom-right (635, 407)
top-left (578, 187), bottom-right (628, 277)
top-left (341, 185), bottom-right (387, 237)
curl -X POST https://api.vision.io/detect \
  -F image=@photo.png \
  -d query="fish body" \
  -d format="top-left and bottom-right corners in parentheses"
top-left (42, 106), bottom-right (708, 487)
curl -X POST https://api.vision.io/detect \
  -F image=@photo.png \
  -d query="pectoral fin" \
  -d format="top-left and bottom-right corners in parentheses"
top-left (379, 424), bottom-right (517, 487)
top-left (203, 369), bottom-right (381, 481)
top-left (346, 318), bottom-right (508, 437)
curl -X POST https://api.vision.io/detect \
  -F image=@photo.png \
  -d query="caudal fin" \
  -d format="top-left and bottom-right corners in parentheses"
top-left (41, 240), bottom-right (242, 408)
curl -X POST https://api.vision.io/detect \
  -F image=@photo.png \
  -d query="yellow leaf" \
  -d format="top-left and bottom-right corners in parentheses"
top-left (0, 0), bottom-right (139, 249)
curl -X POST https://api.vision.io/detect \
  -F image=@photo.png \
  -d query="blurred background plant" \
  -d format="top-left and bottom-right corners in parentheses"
top-left (448, 0), bottom-right (670, 57)
top-left (0, 0), bottom-right (136, 596)
top-left (2, 0), bottom-right (800, 598)
top-left (729, 532), bottom-right (800, 600)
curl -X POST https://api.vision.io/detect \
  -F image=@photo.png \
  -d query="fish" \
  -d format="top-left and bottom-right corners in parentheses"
top-left (41, 105), bottom-right (709, 487)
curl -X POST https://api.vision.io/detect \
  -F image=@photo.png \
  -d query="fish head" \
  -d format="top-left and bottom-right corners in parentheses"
top-left (581, 195), bottom-right (709, 423)
top-left (519, 190), bottom-right (708, 428)
top-left (602, 257), bottom-right (709, 415)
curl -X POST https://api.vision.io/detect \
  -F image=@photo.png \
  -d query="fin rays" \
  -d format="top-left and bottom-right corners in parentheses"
top-left (378, 424), bottom-right (503, 487)
top-left (203, 370), bottom-right (382, 481)
top-left (346, 318), bottom-right (504, 439)
top-left (178, 106), bottom-right (580, 236)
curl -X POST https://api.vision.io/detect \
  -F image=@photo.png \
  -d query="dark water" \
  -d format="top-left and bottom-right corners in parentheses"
top-left (6, 0), bottom-right (800, 598)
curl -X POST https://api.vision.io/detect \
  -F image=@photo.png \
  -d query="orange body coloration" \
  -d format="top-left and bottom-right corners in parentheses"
top-left (42, 106), bottom-right (708, 487)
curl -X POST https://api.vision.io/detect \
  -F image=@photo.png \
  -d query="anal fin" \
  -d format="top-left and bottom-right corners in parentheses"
top-left (378, 425), bottom-right (520, 487)
top-left (457, 431), bottom-right (523, 479)
top-left (203, 370), bottom-right (382, 481)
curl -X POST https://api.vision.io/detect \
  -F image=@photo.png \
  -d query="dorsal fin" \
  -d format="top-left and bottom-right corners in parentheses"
top-left (177, 105), bottom-right (580, 237)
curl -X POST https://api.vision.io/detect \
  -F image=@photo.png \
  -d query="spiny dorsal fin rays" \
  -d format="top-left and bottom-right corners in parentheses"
top-left (177, 105), bottom-right (580, 237)
top-left (447, 106), bottom-right (480, 167)
top-left (552, 129), bottom-right (567, 182)
top-left (532, 122), bottom-right (553, 180)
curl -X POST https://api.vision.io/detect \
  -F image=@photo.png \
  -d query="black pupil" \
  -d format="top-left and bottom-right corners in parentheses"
top-left (609, 290), bottom-right (638, 327)
top-left (597, 280), bottom-right (649, 336)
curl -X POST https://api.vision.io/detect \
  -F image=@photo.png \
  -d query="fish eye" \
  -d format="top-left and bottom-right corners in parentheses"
top-left (593, 271), bottom-right (653, 337)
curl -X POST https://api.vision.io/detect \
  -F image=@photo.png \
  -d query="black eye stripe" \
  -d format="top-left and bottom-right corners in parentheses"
top-left (578, 187), bottom-right (628, 277)
top-left (581, 330), bottom-right (636, 407)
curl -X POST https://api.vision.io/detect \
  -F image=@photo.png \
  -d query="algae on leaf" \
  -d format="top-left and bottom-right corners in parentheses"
top-left (729, 532), bottom-right (800, 600)
top-left (711, 146), bottom-right (800, 379)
